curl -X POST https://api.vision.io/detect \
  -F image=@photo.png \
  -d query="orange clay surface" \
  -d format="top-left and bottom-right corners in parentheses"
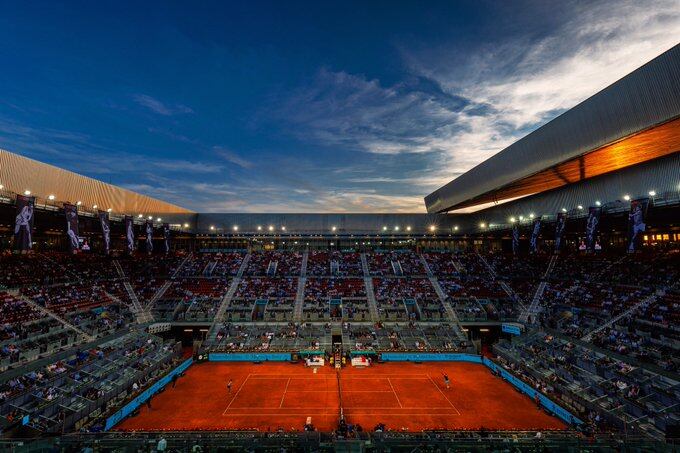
top-left (116, 361), bottom-right (566, 432)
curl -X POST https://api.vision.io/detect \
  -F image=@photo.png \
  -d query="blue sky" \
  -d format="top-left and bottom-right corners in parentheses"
top-left (0, 1), bottom-right (677, 212)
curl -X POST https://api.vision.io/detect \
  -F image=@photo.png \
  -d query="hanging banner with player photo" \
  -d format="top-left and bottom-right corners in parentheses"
top-left (512, 224), bottom-right (519, 255)
top-left (529, 217), bottom-right (541, 253)
top-left (99, 211), bottom-right (111, 255)
top-left (627, 198), bottom-right (649, 252)
top-left (145, 220), bottom-right (154, 253)
top-left (125, 215), bottom-right (135, 253)
top-left (64, 203), bottom-right (80, 252)
top-left (14, 194), bottom-right (35, 251)
top-left (163, 223), bottom-right (170, 253)
top-left (554, 212), bottom-right (566, 253)
top-left (585, 206), bottom-right (601, 252)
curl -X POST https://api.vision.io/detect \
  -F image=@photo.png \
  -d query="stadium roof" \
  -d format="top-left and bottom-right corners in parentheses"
top-left (0, 149), bottom-right (193, 215)
top-left (425, 44), bottom-right (680, 214)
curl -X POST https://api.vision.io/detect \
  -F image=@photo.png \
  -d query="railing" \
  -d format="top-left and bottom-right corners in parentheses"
top-left (0, 430), bottom-right (670, 452)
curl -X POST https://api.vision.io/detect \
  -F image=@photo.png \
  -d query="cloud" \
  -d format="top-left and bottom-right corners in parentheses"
top-left (117, 157), bottom-right (429, 213)
top-left (0, 116), bottom-right (222, 179)
top-left (401, 0), bottom-right (680, 177)
top-left (271, 0), bottom-right (680, 200)
top-left (273, 68), bottom-right (468, 156)
top-left (195, 187), bottom-right (426, 213)
top-left (133, 94), bottom-right (194, 116)
top-left (213, 147), bottom-right (254, 169)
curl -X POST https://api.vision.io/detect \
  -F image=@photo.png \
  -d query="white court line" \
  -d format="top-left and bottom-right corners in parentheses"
top-left (427, 374), bottom-right (461, 415)
top-left (279, 390), bottom-right (396, 393)
top-left (221, 373), bottom-right (459, 416)
top-left (245, 375), bottom-right (430, 379)
top-left (279, 378), bottom-right (291, 408)
top-left (223, 411), bottom-right (458, 416)
top-left (387, 378), bottom-right (403, 408)
top-left (222, 374), bottom-right (251, 415)
top-left (342, 390), bottom-right (395, 393)
top-left (222, 406), bottom-right (453, 412)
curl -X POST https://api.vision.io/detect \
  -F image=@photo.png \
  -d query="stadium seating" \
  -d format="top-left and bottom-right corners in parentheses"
top-left (0, 331), bottom-right (181, 433)
top-left (0, 246), bottom-right (677, 442)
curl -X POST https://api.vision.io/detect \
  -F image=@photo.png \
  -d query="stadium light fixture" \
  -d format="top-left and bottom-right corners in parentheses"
top-left (148, 216), bottom-right (153, 220)
top-left (281, 226), bottom-right (286, 231)
top-left (48, 194), bottom-right (55, 201)
top-left (529, 213), bottom-right (535, 219)
top-left (157, 217), bottom-right (161, 222)
top-left (595, 200), bottom-right (601, 206)
top-left (394, 226), bottom-right (400, 231)
top-left (577, 205), bottom-right (583, 210)
top-left (107, 208), bottom-right (112, 213)
top-left (93, 204), bottom-right (97, 209)
top-left (233, 225), bottom-right (238, 231)
top-left (268, 225), bottom-right (274, 231)
top-left (519, 215), bottom-right (524, 221)
top-left (331, 226), bottom-right (337, 232)
top-left (382, 226), bottom-right (387, 231)
top-left (183, 223), bottom-right (189, 228)
top-left (210, 225), bottom-right (215, 231)
top-left (454, 226), bottom-right (459, 231)
top-left (24, 190), bottom-right (31, 195)
top-left (406, 226), bottom-right (411, 231)
top-left (76, 201), bottom-right (82, 206)
top-left (648, 190), bottom-right (656, 197)
top-left (561, 208), bottom-right (567, 213)
top-left (429, 225), bottom-right (436, 232)
top-left (0, 184), bottom-right (3, 190)
top-left (257, 225), bottom-right (262, 231)
top-left (623, 194), bottom-right (631, 201)
top-left (479, 222), bottom-right (486, 228)
top-left (509, 217), bottom-right (516, 223)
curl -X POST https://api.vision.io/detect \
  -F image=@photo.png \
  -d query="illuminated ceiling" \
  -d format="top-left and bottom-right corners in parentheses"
top-left (446, 116), bottom-right (680, 211)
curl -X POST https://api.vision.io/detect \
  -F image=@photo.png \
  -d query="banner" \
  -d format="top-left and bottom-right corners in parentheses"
top-left (124, 216), bottom-right (135, 253)
top-left (627, 198), bottom-right (649, 252)
top-left (529, 217), bottom-right (541, 253)
top-left (163, 223), bottom-right (170, 253)
top-left (145, 220), bottom-right (154, 253)
top-left (64, 203), bottom-right (80, 252)
top-left (585, 206), bottom-right (601, 252)
top-left (554, 212), bottom-right (566, 252)
top-left (99, 211), bottom-right (111, 255)
top-left (512, 224), bottom-right (519, 255)
top-left (14, 195), bottom-right (35, 251)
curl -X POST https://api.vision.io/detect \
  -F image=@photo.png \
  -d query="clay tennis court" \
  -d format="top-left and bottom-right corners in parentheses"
top-left (116, 361), bottom-right (566, 432)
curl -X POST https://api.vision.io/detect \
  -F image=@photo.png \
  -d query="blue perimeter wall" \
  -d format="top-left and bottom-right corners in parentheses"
top-left (209, 352), bottom-right (291, 362)
top-left (379, 352), bottom-right (582, 425)
top-left (104, 358), bottom-right (193, 431)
